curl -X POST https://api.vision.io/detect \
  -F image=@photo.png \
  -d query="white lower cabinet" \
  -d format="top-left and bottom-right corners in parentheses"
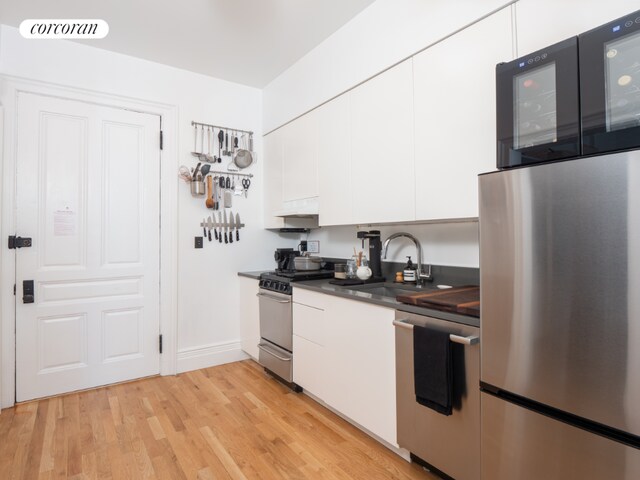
top-left (292, 289), bottom-right (397, 447)
top-left (238, 277), bottom-right (260, 359)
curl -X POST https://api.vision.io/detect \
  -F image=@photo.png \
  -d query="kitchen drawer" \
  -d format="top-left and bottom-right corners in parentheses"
top-left (293, 288), bottom-right (327, 310)
top-left (258, 341), bottom-right (292, 383)
top-left (293, 334), bottom-right (326, 400)
top-left (293, 302), bottom-right (326, 345)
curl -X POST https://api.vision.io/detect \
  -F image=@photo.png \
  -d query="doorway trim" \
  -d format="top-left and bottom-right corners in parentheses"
top-left (0, 75), bottom-right (179, 408)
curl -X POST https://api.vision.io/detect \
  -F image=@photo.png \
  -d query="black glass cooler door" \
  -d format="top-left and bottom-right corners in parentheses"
top-left (580, 9), bottom-right (640, 155)
top-left (496, 37), bottom-right (581, 169)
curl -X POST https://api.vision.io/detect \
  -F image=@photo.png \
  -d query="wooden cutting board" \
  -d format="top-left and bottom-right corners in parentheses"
top-left (396, 286), bottom-right (480, 317)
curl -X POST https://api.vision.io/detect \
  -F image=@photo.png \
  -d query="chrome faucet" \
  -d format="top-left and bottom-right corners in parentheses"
top-left (381, 232), bottom-right (433, 284)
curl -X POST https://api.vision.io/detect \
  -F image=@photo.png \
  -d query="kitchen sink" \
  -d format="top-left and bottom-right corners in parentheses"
top-left (347, 283), bottom-right (439, 299)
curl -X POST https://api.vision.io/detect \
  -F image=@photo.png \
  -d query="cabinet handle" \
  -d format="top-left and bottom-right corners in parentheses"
top-left (257, 344), bottom-right (291, 361)
top-left (393, 319), bottom-right (479, 345)
top-left (256, 292), bottom-right (291, 304)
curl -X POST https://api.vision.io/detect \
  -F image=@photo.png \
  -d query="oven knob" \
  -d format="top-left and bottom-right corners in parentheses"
top-left (541, 53), bottom-right (547, 59)
top-left (636, 17), bottom-right (640, 24)
top-left (534, 55), bottom-right (540, 62)
top-left (625, 21), bottom-right (633, 27)
top-left (528, 59), bottom-right (533, 64)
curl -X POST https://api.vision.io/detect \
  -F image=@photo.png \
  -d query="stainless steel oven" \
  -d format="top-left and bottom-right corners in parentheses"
top-left (258, 288), bottom-right (292, 351)
top-left (257, 286), bottom-right (294, 384)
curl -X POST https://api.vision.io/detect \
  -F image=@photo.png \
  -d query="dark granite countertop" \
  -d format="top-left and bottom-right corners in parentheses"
top-left (293, 279), bottom-right (480, 328)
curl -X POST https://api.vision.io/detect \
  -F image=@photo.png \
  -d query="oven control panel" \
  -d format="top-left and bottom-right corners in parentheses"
top-left (259, 278), bottom-right (292, 295)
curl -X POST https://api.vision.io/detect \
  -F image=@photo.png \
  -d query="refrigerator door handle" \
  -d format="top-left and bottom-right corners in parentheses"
top-left (393, 320), bottom-right (480, 345)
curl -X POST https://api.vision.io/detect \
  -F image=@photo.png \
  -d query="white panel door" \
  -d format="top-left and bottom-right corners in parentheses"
top-left (414, 8), bottom-right (514, 221)
top-left (350, 59), bottom-right (415, 224)
top-left (15, 93), bottom-right (161, 402)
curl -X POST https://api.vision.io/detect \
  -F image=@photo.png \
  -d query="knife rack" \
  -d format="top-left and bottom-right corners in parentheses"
top-left (200, 219), bottom-right (245, 230)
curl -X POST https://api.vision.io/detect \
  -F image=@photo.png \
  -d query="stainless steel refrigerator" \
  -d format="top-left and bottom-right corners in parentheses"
top-left (479, 150), bottom-right (640, 479)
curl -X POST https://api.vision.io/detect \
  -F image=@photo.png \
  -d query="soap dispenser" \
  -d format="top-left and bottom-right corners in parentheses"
top-left (403, 256), bottom-right (417, 283)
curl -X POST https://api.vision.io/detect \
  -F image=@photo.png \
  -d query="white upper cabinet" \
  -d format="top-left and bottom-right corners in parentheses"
top-left (350, 59), bottom-right (415, 224)
top-left (263, 129), bottom-right (285, 228)
top-left (413, 8), bottom-right (514, 221)
top-left (317, 94), bottom-right (353, 226)
top-left (282, 110), bottom-right (319, 201)
top-left (515, 0), bottom-right (635, 55)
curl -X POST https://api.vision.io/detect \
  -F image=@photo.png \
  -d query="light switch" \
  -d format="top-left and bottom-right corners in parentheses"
top-left (307, 240), bottom-right (320, 253)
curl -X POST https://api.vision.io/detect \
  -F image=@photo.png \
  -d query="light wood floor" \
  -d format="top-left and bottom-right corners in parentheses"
top-left (0, 360), bottom-right (438, 479)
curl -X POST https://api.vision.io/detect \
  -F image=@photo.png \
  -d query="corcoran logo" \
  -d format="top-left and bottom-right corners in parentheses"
top-left (19, 19), bottom-right (109, 39)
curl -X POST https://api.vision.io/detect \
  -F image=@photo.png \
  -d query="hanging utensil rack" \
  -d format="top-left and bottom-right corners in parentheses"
top-left (208, 170), bottom-right (253, 178)
top-left (191, 121), bottom-right (253, 136)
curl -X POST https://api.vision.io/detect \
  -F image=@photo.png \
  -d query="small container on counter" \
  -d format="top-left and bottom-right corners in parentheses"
top-left (334, 264), bottom-right (347, 279)
top-left (403, 256), bottom-right (417, 283)
top-left (346, 258), bottom-right (358, 279)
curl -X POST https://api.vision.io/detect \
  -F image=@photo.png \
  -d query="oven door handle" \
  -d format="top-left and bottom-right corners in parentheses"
top-left (393, 319), bottom-right (479, 345)
top-left (258, 343), bottom-right (292, 361)
top-left (256, 292), bottom-right (291, 304)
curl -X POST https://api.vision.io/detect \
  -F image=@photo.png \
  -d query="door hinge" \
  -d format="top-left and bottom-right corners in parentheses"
top-left (13, 284), bottom-right (16, 296)
top-left (159, 334), bottom-right (163, 354)
top-left (8, 235), bottom-right (32, 249)
top-left (159, 130), bottom-right (164, 150)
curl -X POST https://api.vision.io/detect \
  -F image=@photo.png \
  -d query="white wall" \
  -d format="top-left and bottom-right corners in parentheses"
top-left (306, 223), bottom-right (479, 268)
top-left (0, 25), bottom-right (293, 378)
top-left (263, 0), bottom-right (515, 132)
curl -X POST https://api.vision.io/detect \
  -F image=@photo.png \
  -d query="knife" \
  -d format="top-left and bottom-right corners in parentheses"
top-left (229, 212), bottom-right (235, 244)
top-left (217, 211), bottom-right (223, 243)
top-left (223, 210), bottom-right (228, 244)
top-left (235, 212), bottom-right (241, 241)
top-left (211, 214), bottom-right (218, 241)
top-left (202, 217), bottom-right (207, 239)
top-left (207, 216), bottom-right (212, 241)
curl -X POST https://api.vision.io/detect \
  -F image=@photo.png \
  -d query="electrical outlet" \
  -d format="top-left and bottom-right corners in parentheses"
top-left (194, 236), bottom-right (204, 248)
top-left (307, 240), bottom-right (320, 254)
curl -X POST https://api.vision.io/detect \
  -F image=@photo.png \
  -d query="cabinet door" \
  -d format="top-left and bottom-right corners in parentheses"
top-left (350, 60), bottom-right (415, 224)
top-left (263, 130), bottom-right (285, 228)
top-left (414, 8), bottom-right (513, 221)
top-left (282, 110), bottom-right (319, 201)
top-left (317, 95), bottom-right (353, 226)
top-left (238, 277), bottom-right (260, 359)
top-left (515, 0), bottom-right (635, 55)
top-left (323, 296), bottom-right (397, 446)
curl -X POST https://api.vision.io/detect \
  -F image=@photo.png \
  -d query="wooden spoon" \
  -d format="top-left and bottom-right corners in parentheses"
top-left (205, 175), bottom-right (214, 209)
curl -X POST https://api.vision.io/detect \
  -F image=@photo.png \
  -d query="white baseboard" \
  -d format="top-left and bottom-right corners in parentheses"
top-left (176, 341), bottom-right (248, 374)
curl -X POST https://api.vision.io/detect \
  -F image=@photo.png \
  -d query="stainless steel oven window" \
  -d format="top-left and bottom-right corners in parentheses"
top-left (605, 30), bottom-right (640, 132)
top-left (514, 62), bottom-right (557, 149)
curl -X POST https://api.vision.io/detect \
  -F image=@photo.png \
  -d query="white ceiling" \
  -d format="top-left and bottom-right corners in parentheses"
top-left (0, 0), bottom-right (376, 87)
